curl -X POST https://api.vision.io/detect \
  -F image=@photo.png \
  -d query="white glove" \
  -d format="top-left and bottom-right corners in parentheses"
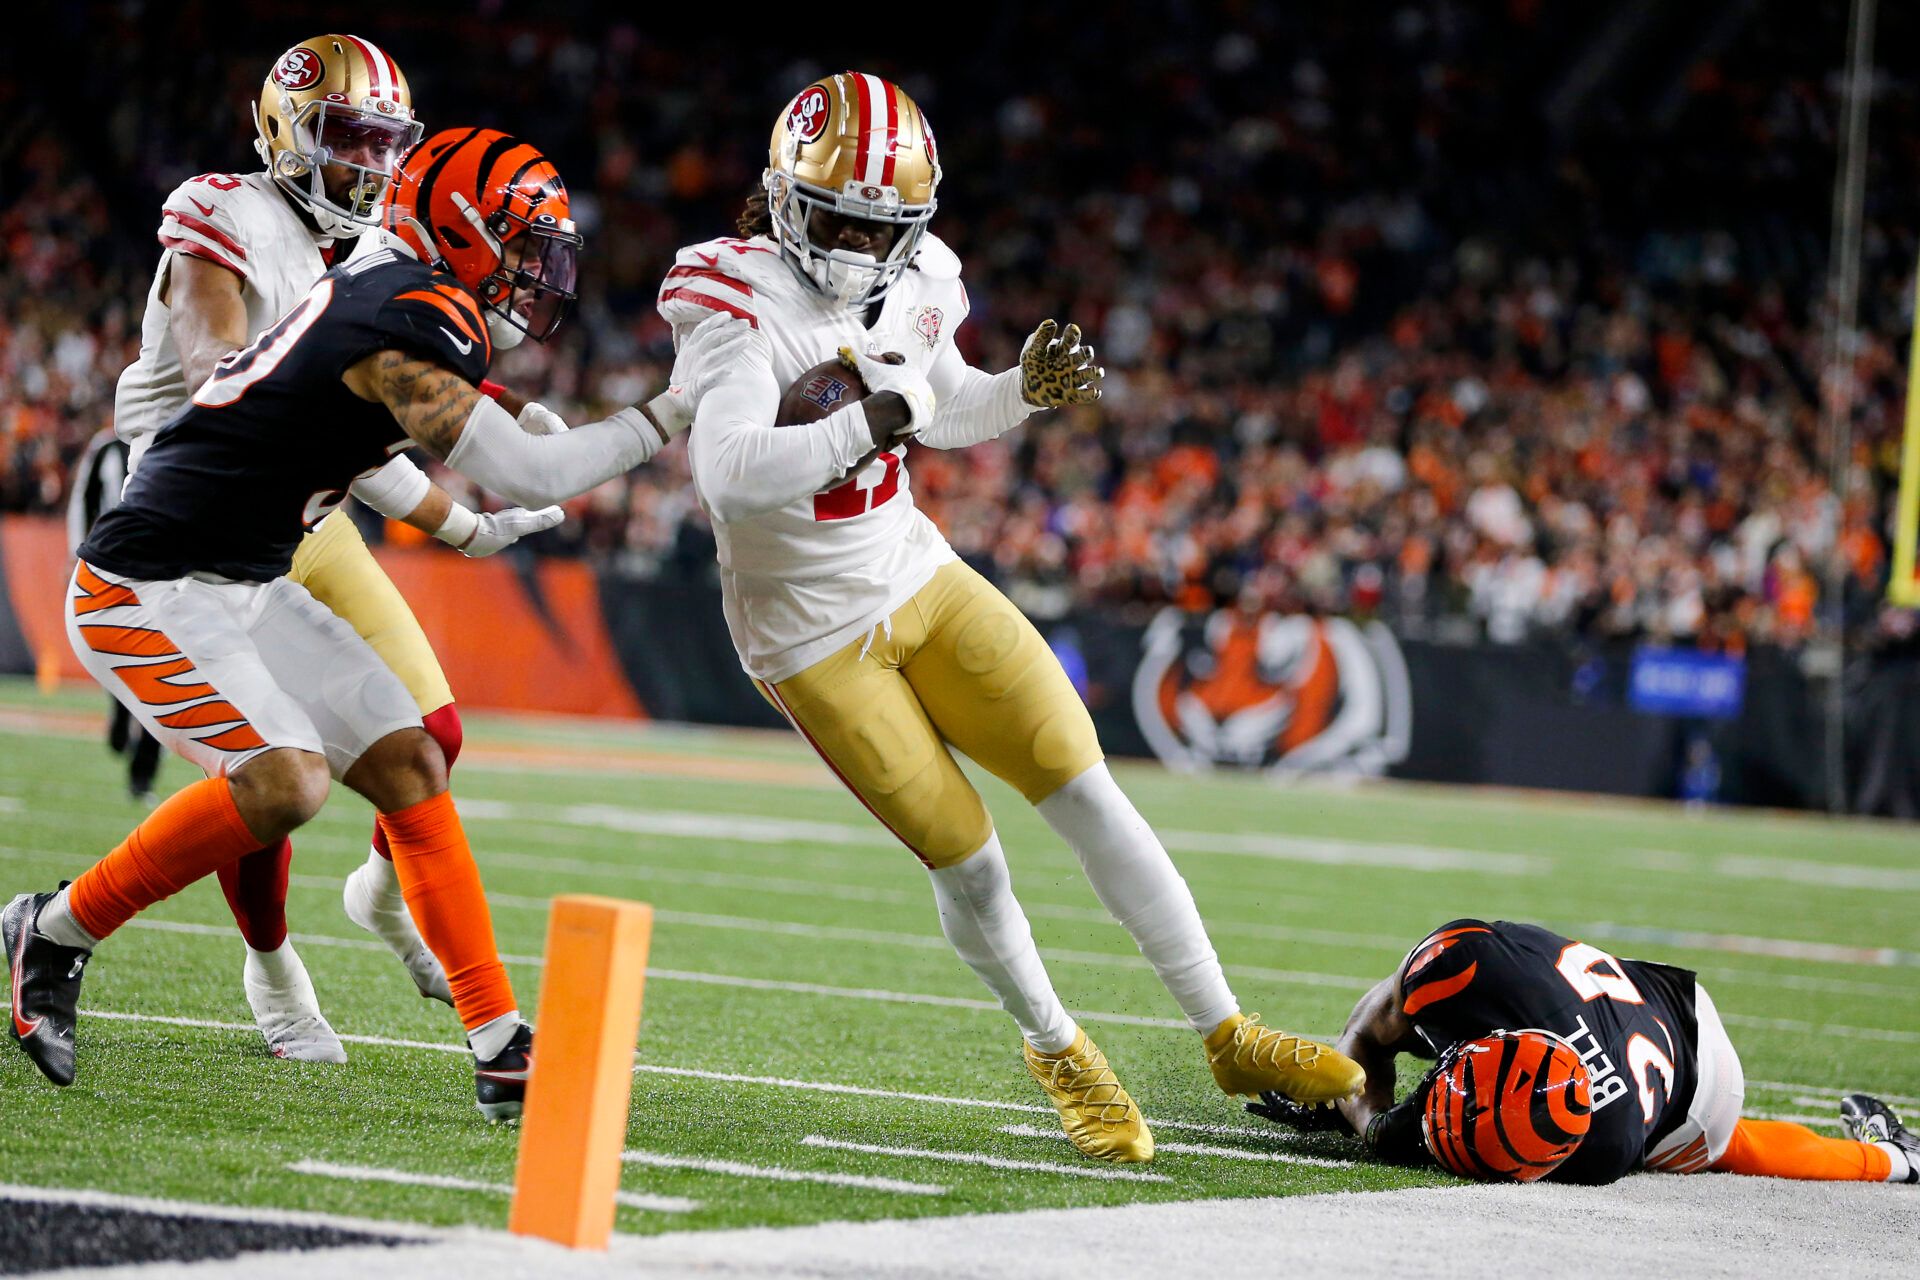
top-left (433, 503), bottom-right (566, 557)
top-left (648, 313), bottom-right (767, 440)
top-left (517, 401), bottom-right (570, 436)
top-left (837, 346), bottom-right (935, 439)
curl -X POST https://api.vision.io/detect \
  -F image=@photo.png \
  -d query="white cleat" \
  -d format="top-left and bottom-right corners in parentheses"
top-left (343, 861), bottom-right (454, 1006)
top-left (242, 946), bottom-right (346, 1064)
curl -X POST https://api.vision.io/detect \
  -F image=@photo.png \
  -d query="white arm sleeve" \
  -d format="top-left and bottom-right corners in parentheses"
top-left (442, 396), bottom-right (658, 508)
top-left (348, 454), bottom-right (434, 520)
top-left (915, 342), bottom-right (1033, 450)
top-left (687, 362), bottom-right (880, 523)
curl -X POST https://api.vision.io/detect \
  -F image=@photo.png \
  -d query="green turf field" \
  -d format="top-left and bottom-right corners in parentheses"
top-left (0, 674), bottom-right (1915, 1234)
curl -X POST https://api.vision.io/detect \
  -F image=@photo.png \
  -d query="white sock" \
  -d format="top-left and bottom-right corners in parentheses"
top-left (360, 848), bottom-right (406, 912)
top-left (1037, 762), bottom-right (1239, 1034)
top-left (929, 834), bottom-right (1078, 1053)
top-left (245, 941), bottom-right (304, 988)
top-left (1875, 1141), bottom-right (1914, 1183)
top-left (469, 1010), bottom-right (522, 1061)
top-left (33, 888), bottom-right (99, 951)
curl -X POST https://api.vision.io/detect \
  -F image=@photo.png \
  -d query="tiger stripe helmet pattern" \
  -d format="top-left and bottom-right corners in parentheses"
top-left (1421, 1028), bottom-right (1592, 1182)
top-left (254, 34), bottom-right (423, 236)
top-left (763, 71), bottom-right (941, 308)
top-left (386, 128), bottom-right (581, 345)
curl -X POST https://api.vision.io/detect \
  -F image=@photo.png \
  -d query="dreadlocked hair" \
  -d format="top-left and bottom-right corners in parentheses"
top-left (737, 188), bottom-right (773, 237)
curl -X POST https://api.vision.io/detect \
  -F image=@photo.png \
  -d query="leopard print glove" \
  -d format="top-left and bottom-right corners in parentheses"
top-left (1019, 319), bottom-right (1104, 407)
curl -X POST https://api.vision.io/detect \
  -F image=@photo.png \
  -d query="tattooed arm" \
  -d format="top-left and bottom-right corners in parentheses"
top-left (344, 348), bottom-right (664, 508)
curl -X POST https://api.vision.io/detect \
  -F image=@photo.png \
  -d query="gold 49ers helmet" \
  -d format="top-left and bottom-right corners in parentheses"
top-left (254, 34), bottom-right (424, 237)
top-left (764, 72), bottom-right (941, 308)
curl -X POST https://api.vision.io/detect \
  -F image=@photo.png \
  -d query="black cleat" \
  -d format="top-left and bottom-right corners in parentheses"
top-left (473, 1023), bottom-right (533, 1123)
top-left (1841, 1093), bottom-right (1920, 1184)
top-left (3, 889), bottom-right (91, 1087)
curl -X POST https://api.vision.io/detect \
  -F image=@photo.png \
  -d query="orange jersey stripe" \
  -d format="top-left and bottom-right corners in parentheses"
top-left (114, 657), bottom-right (216, 706)
top-left (195, 723), bottom-right (268, 753)
top-left (395, 288), bottom-right (484, 345)
top-left (73, 561), bottom-right (141, 615)
top-left (156, 700), bottom-right (249, 730)
top-left (78, 624), bottom-right (180, 658)
top-left (1402, 960), bottom-right (1477, 1016)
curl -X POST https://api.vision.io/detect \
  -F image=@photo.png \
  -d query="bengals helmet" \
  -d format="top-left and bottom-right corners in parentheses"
top-left (254, 35), bottom-right (424, 236)
top-left (764, 72), bottom-right (941, 308)
top-left (1422, 1029), bottom-right (1592, 1182)
top-left (386, 128), bottom-right (581, 348)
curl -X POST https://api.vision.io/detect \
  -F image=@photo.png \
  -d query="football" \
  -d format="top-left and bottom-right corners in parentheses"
top-left (776, 358), bottom-right (869, 426)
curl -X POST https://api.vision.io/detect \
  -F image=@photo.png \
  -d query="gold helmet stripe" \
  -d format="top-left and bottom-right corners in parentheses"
top-left (341, 33), bottom-right (400, 102)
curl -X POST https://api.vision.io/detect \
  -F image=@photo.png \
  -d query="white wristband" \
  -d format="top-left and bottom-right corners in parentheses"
top-left (432, 502), bottom-right (479, 550)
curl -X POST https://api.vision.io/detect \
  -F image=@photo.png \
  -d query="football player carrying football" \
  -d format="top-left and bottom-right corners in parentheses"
top-left (3, 128), bottom-right (745, 1117)
top-left (657, 72), bottom-right (1363, 1163)
top-left (1247, 918), bottom-right (1918, 1187)
top-left (108, 34), bottom-right (567, 1064)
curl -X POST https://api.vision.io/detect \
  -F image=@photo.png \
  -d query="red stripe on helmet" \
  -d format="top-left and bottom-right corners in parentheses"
top-left (853, 74), bottom-right (873, 183)
top-left (880, 80), bottom-right (900, 185)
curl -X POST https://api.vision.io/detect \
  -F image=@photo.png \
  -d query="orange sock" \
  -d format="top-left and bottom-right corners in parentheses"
top-left (68, 776), bottom-right (262, 940)
top-left (379, 792), bottom-right (516, 1031)
top-left (1710, 1118), bottom-right (1894, 1181)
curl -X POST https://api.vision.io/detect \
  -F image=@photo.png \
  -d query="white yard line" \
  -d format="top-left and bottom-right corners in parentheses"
top-left (0, 1180), bottom-right (448, 1239)
top-left (1720, 1012), bottom-right (1920, 1046)
top-left (1577, 921), bottom-right (1920, 969)
top-left (286, 1160), bottom-right (697, 1214)
top-left (124, 917), bottom-right (1920, 1046)
top-left (620, 1149), bottom-right (946, 1196)
top-left (0, 797), bottom-right (20, 813)
top-left (1741, 1110), bottom-right (1846, 1128)
top-left (998, 1123), bottom-right (1354, 1168)
top-left (798, 1136), bottom-right (1171, 1183)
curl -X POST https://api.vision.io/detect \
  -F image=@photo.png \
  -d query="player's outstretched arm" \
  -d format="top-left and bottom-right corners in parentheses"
top-left (349, 455), bottom-right (563, 558)
top-left (348, 349), bottom-right (661, 509)
top-left (166, 255), bottom-right (250, 392)
top-left (916, 318), bottom-right (1103, 451)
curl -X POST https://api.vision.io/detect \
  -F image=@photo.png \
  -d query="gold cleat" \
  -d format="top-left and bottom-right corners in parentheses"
top-left (1205, 1012), bottom-right (1365, 1104)
top-left (1024, 1027), bottom-right (1154, 1163)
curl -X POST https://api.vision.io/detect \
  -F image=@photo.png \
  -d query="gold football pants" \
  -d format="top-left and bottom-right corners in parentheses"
top-left (288, 509), bottom-right (455, 716)
top-left (759, 560), bottom-right (1103, 868)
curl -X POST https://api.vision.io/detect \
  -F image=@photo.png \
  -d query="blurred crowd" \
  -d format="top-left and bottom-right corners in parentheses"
top-left (4, 1), bottom-right (1917, 650)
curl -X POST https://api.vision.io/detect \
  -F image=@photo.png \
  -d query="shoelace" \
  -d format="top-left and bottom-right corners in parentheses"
top-left (1038, 1050), bottom-right (1135, 1126)
top-left (1226, 1014), bottom-right (1322, 1071)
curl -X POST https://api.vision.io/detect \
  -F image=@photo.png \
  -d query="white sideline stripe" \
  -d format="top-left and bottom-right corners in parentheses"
top-left (117, 918), bottom-right (1196, 1031)
top-left (1743, 1110), bottom-right (1846, 1129)
top-left (1720, 1012), bottom-right (1920, 1046)
top-left (1577, 921), bottom-right (1920, 969)
top-left (620, 1149), bottom-right (947, 1196)
top-left (999, 1123), bottom-right (1354, 1168)
top-left (458, 799), bottom-right (1536, 876)
top-left (1715, 853), bottom-right (1920, 893)
top-left (130, 916), bottom-right (1920, 1046)
top-left (0, 1180), bottom-right (447, 1240)
top-left (799, 1135), bottom-right (1171, 1183)
top-left (287, 1161), bottom-right (697, 1214)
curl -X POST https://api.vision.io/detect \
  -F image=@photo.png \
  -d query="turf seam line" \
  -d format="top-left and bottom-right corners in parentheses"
top-left (798, 1136), bottom-right (1173, 1183)
top-left (998, 1123), bottom-right (1357, 1168)
top-left (620, 1150), bottom-right (948, 1196)
top-left (286, 1161), bottom-right (698, 1214)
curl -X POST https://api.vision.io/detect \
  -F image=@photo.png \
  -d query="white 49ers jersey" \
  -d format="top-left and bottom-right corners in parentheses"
top-left (115, 172), bottom-right (339, 470)
top-left (659, 231), bottom-right (1027, 682)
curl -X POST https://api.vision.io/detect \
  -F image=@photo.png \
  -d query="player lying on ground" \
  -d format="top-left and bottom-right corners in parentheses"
top-left (112, 33), bottom-right (569, 1063)
top-left (4, 126), bottom-right (750, 1118)
top-left (658, 72), bottom-right (1363, 1164)
top-left (1246, 918), bottom-right (1918, 1186)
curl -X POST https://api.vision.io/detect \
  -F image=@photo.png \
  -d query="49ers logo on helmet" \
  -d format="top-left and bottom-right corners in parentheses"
top-left (273, 47), bottom-right (324, 91)
top-left (789, 86), bottom-right (831, 144)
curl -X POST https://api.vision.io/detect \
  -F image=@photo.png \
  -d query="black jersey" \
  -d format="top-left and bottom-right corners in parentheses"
top-left (80, 248), bottom-right (490, 582)
top-left (1398, 919), bottom-right (1700, 1185)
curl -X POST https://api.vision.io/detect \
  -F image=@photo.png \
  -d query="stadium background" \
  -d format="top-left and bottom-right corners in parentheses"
top-left (3, 0), bottom-right (1920, 809)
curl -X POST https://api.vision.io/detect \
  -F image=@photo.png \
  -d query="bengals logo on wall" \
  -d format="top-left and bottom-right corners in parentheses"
top-left (1131, 608), bottom-right (1411, 775)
